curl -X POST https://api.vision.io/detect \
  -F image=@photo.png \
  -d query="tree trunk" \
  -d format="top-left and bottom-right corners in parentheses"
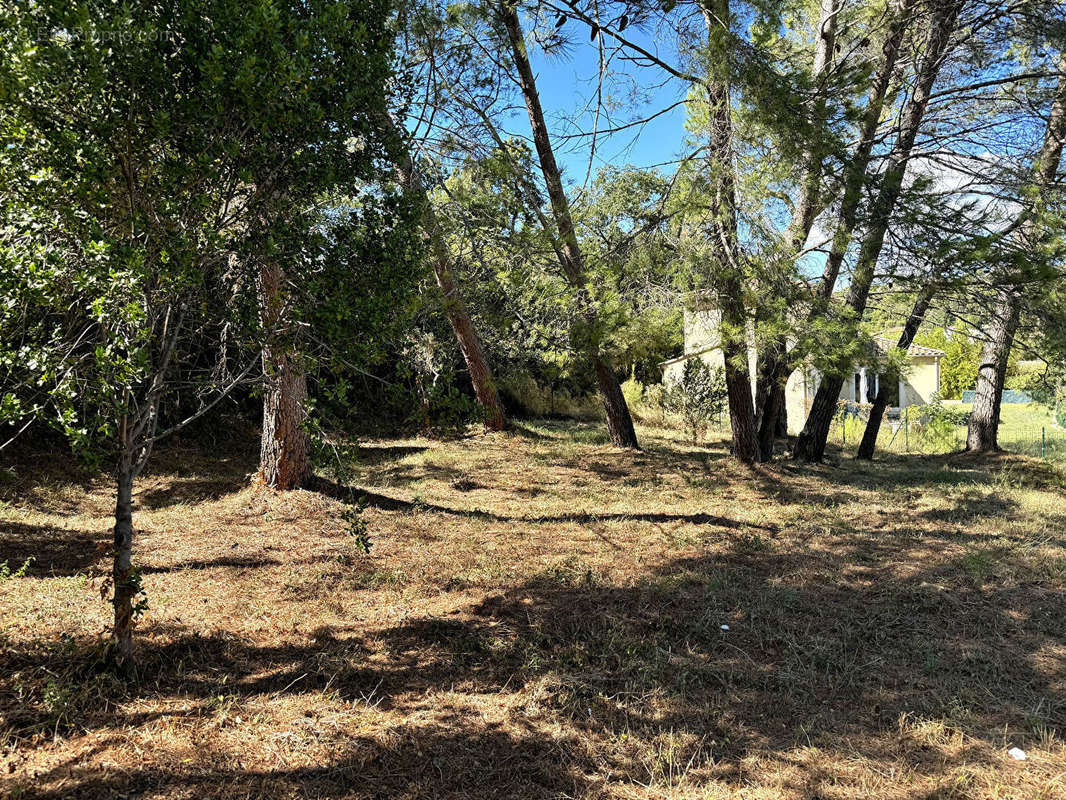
top-left (794, 0), bottom-right (959, 462)
top-left (857, 283), bottom-right (935, 459)
top-left (967, 60), bottom-right (1066, 452)
top-left (752, 0), bottom-right (913, 458)
top-left (699, 0), bottom-right (759, 464)
top-left (756, 372), bottom-right (787, 461)
top-left (966, 287), bottom-right (1020, 452)
top-left (111, 451), bottom-right (135, 667)
top-left (594, 355), bottom-right (639, 446)
top-left (783, 0), bottom-right (840, 252)
top-left (815, 0), bottom-right (917, 302)
top-left (259, 261), bottom-right (310, 489)
top-left (500, 2), bottom-right (638, 448)
top-left (774, 387), bottom-right (788, 437)
top-left (382, 113), bottom-right (507, 431)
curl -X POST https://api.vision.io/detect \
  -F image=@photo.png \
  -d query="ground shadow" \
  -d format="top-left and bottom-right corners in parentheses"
top-left (0, 519), bottom-right (107, 577)
top-left (4, 536), bottom-right (1062, 798)
top-left (312, 477), bottom-right (774, 532)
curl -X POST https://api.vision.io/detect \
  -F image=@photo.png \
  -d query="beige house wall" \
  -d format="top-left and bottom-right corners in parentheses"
top-left (902, 356), bottom-right (940, 405)
top-left (662, 301), bottom-right (943, 436)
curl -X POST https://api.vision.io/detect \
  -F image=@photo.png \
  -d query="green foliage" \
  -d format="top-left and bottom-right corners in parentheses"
top-left (914, 396), bottom-right (971, 452)
top-left (0, 557), bottom-right (33, 580)
top-left (340, 503), bottom-right (373, 554)
top-left (666, 359), bottom-right (727, 444)
top-left (0, 0), bottom-right (402, 460)
top-left (916, 328), bottom-right (981, 400)
top-left (621, 377), bottom-right (645, 410)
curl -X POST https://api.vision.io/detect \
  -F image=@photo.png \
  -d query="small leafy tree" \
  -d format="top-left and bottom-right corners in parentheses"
top-left (0, 0), bottom-right (399, 667)
top-left (667, 359), bottom-right (727, 445)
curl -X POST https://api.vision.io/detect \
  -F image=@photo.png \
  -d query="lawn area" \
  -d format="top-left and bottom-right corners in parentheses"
top-left (966, 403), bottom-right (1066, 461)
top-left (2, 422), bottom-right (1065, 799)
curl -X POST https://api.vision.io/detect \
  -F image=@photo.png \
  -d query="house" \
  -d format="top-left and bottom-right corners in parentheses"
top-left (659, 298), bottom-right (945, 435)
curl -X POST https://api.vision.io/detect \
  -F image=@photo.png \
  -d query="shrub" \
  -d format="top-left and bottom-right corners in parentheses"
top-left (666, 360), bottom-right (727, 444)
top-left (621, 377), bottom-right (645, 410)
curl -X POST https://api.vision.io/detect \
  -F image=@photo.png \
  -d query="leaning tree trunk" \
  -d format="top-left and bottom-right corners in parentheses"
top-left (382, 113), bottom-right (507, 431)
top-left (967, 60), bottom-right (1066, 452)
top-left (258, 261), bottom-right (310, 489)
top-left (111, 445), bottom-right (136, 667)
top-left (857, 283), bottom-right (935, 459)
top-left (752, 0), bottom-right (913, 459)
top-left (793, 0), bottom-right (959, 462)
top-left (500, 1), bottom-right (638, 448)
top-left (966, 287), bottom-right (1021, 452)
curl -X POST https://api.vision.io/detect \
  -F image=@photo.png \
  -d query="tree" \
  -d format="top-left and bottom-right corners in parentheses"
top-left (668, 358), bottom-right (727, 444)
top-left (498, 0), bottom-right (640, 448)
top-left (793, 0), bottom-right (962, 462)
top-left (691, 0), bottom-right (760, 464)
top-left (967, 60), bottom-right (1066, 451)
top-left (856, 282), bottom-right (936, 458)
top-left (382, 112), bottom-right (508, 432)
top-left (754, 0), bottom-right (920, 460)
top-left (0, 0), bottom-right (399, 664)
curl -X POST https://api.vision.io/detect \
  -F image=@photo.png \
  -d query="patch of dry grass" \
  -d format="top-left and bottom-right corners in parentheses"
top-left (2, 422), bottom-right (1065, 799)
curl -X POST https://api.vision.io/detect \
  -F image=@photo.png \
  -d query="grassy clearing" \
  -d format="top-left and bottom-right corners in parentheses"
top-left (823, 401), bottom-right (1066, 460)
top-left (2, 422), bottom-right (1065, 798)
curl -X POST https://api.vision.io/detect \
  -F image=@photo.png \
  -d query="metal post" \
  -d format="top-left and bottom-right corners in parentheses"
top-left (1042, 427), bottom-right (1046, 459)
top-left (904, 406), bottom-right (909, 452)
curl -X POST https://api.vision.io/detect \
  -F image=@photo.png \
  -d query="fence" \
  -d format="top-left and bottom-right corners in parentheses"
top-left (828, 402), bottom-right (1066, 461)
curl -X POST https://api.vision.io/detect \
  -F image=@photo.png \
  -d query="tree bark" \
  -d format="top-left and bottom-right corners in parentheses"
top-left (857, 283), bottom-right (935, 459)
top-left (111, 448), bottom-right (135, 667)
top-left (793, 0), bottom-right (959, 462)
top-left (966, 60), bottom-right (1066, 452)
top-left (382, 113), bottom-right (507, 431)
top-left (815, 0), bottom-right (917, 302)
top-left (966, 286), bottom-right (1020, 452)
top-left (699, 0), bottom-right (759, 464)
top-left (783, 0), bottom-right (840, 252)
top-left (500, 1), bottom-right (638, 448)
top-left (753, 0), bottom-right (913, 458)
top-left (258, 260), bottom-right (310, 489)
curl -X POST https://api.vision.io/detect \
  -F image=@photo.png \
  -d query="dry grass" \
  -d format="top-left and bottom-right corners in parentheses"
top-left (2, 420), bottom-right (1065, 799)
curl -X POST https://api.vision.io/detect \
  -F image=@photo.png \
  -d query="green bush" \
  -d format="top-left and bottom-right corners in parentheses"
top-left (666, 360), bottom-right (727, 444)
top-left (621, 377), bottom-right (645, 410)
top-left (914, 397), bottom-right (970, 452)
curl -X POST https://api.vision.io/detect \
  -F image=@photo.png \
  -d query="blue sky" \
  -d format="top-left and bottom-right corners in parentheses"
top-left (522, 28), bottom-right (690, 184)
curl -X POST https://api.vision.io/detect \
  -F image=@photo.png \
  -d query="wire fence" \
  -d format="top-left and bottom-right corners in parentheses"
top-left (828, 403), bottom-right (1066, 461)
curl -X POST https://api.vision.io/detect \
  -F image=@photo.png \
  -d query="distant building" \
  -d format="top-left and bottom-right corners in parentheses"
top-left (660, 297), bottom-right (945, 434)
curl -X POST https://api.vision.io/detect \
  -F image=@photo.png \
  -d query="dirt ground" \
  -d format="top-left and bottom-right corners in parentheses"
top-left (1, 421), bottom-right (1065, 799)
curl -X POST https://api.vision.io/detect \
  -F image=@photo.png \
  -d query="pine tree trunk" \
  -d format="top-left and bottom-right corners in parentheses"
top-left (966, 287), bottom-right (1020, 452)
top-left (434, 265), bottom-right (507, 431)
top-left (699, 0), bottom-right (759, 464)
top-left (794, 0), bottom-right (959, 462)
top-left (258, 261), bottom-right (310, 490)
top-left (792, 379), bottom-right (840, 462)
top-left (816, 0), bottom-right (917, 302)
top-left (594, 356), bottom-right (639, 447)
top-left (111, 451), bottom-right (135, 667)
top-left (754, 344), bottom-right (790, 460)
top-left (500, 2), bottom-right (638, 448)
top-left (757, 374), bottom-right (787, 461)
top-left (382, 113), bottom-right (507, 431)
top-left (857, 284), bottom-right (935, 459)
top-left (752, 0), bottom-right (914, 458)
top-left (774, 387), bottom-right (788, 437)
top-left (966, 60), bottom-right (1066, 452)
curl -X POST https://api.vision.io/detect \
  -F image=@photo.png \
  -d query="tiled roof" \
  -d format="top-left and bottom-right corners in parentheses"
top-left (874, 337), bottom-right (945, 358)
